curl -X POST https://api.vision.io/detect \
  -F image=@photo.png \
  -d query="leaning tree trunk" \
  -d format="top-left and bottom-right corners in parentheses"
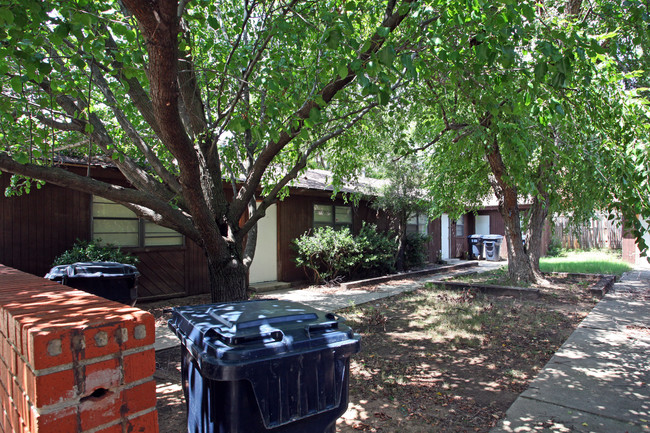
top-left (485, 137), bottom-right (536, 283)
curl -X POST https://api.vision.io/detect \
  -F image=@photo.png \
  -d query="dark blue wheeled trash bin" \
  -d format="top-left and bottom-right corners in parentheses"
top-left (168, 299), bottom-right (361, 433)
top-left (467, 234), bottom-right (484, 259)
top-left (45, 261), bottom-right (139, 305)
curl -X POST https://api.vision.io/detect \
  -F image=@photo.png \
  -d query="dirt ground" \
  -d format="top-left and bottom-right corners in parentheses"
top-left (143, 272), bottom-right (601, 433)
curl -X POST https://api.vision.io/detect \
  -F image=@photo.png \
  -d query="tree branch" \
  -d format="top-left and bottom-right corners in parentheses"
top-left (236, 100), bottom-right (378, 238)
top-left (0, 152), bottom-right (197, 239)
top-left (88, 61), bottom-right (184, 197)
top-left (231, 0), bottom-right (415, 221)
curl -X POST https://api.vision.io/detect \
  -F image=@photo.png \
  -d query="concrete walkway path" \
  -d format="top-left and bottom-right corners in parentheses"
top-left (491, 266), bottom-right (650, 433)
top-left (153, 260), bottom-right (505, 351)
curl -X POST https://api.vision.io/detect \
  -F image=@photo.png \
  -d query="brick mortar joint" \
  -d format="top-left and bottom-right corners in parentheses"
top-left (81, 407), bottom-right (158, 433)
top-left (28, 376), bottom-right (156, 416)
top-left (19, 344), bottom-right (155, 377)
top-left (0, 344), bottom-right (154, 412)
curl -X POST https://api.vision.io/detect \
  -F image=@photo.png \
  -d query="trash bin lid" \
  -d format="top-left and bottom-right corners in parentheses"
top-left (169, 300), bottom-right (360, 368)
top-left (481, 234), bottom-right (503, 241)
top-left (45, 262), bottom-right (139, 279)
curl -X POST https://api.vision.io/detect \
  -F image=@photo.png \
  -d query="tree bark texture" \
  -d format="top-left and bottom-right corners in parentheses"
top-left (485, 138), bottom-right (536, 283)
top-left (526, 193), bottom-right (550, 276)
top-left (207, 246), bottom-right (249, 302)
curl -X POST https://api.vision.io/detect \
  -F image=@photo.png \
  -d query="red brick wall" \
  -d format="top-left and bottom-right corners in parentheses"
top-left (0, 264), bottom-right (158, 433)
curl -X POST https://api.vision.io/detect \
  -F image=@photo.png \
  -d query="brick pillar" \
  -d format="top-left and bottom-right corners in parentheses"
top-left (0, 264), bottom-right (158, 433)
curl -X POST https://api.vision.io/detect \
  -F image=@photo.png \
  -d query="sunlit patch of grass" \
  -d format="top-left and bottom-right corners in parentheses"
top-left (540, 249), bottom-right (632, 276)
top-left (445, 267), bottom-right (532, 287)
top-left (405, 288), bottom-right (489, 345)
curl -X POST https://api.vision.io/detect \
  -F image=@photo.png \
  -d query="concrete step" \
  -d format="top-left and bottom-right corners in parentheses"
top-left (250, 281), bottom-right (293, 293)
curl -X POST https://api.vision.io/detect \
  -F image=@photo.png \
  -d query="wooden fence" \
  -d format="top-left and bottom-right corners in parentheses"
top-left (553, 214), bottom-right (622, 250)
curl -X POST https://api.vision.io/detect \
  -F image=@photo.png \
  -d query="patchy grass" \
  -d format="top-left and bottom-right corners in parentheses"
top-left (451, 267), bottom-right (519, 286)
top-left (539, 249), bottom-right (632, 276)
top-left (336, 279), bottom-right (598, 433)
top-left (150, 271), bottom-right (601, 433)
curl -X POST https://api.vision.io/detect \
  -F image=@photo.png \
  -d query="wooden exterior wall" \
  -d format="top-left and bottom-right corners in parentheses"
top-left (0, 174), bottom-right (91, 277)
top-left (427, 218), bottom-right (442, 262)
top-left (6, 165), bottom-right (540, 299)
top-left (622, 216), bottom-right (649, 265)
top-left (0, 168), bottom-right (210, 301)
top-left (276, 191), bottom-right (384, 282)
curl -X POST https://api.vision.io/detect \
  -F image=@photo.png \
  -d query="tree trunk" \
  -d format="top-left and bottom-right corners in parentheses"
top-left (485, 136), bottom-right (536, 283)
top-left (394, 214), bottom-right (407, 271)
top-left (206, 249), bottom-right (249, 303)
top-left (499, 200), bottom-right (536, 283)
top-left (527, 192), bottom-right (550, 277)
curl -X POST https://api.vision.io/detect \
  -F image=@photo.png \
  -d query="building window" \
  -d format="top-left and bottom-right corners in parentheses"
top-left (407, 213), bottom-right (428, 235)
top-left (456, 216), bottom-right (465, 237)
top-left (313, 204), bottom-right (352, 230)
top-left (92, 196), bottom-right (183, 247)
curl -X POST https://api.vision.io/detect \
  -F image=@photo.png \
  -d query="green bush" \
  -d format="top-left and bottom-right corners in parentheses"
top-left (53, 239), bottom-right (139, 266)
top-left (356, 223), bottom-right (397, 276)
top-left (404, 232), bottom-right (430, 269)
top-left (293, 227), bottom-right (361, 283)
top-left (545, 235), bottom-right (564, 257)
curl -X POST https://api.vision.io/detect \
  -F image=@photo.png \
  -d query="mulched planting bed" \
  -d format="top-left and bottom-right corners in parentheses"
top-left (143, 271), bottom-right (601, 433)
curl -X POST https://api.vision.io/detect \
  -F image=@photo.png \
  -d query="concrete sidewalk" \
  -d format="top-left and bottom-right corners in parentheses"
top-left (153, 260), bottom-right (505, 351)
top-left (491, 266), bottom-right (650, 433)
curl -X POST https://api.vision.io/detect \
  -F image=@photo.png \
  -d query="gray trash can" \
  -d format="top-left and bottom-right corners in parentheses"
top-left (168, 299), bottom-right (361, 433)
top-left (467, 234), bottom-right (484, 259)
top-left (483, 235), bottom-right (503, 262)
top-left (482, 235), bottom-right (504, 261)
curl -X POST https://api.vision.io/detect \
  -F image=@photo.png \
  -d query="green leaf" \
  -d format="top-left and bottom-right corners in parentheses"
top-left (72, 12), bottom-right (93, 27)
top-left (378, 46), bottom-right (395, 67)
top-left (309, 107), bottom-right (320, 122)
top-left (378, 90), bottom-right (390, 106)
top-left (338, 64), bottom-right (349, 78)
top-left (0, 7), bottom-right (14, 25)
top-left (477, 43), bottom-right (489, 61)
top-left (554, 103), bottom-right (565, 116)
top-left (326, 28), bottom-right (341, 49)
top-left (377, 26), bottom-right (390, 38)
top-left (397, 3), bottom-right (411, 15)
top-left (10, 76), bottom-right (22, 93)
top-left (207, 15), bottom-right (220, 30)
top-left (534, 62), bottom-right (547, 82)
top-left (357, 72), bottom-right (370, 88)
top-left (551, 72), bottom-right (565, 88)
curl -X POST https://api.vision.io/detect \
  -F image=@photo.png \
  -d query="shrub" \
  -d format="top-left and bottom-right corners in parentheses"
top-left (356, 223), bottom-right (397, 276)
top-left (404, 232), bottom-right (430, 269)
top-left (293, 227), bottom-right (361, 284)
top-left (545, 235), bottom-right (564, 257)
top-left (53, 239), bottom-right (139, 266)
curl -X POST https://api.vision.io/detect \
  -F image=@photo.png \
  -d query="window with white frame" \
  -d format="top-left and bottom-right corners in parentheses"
top-left (92, 196), bottom-right (183, 247)
top-left (407, 213), bottom-right (428, 235)
top-left (455, 215), bottom-right (465, 237)
top-left (313, 204), bottom-right (352, 230)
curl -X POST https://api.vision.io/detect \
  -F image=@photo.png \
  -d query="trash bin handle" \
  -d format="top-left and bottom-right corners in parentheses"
top-left (206, 328), bottom-right (284, 346)
top-left (305, 320), bottom-right (339, 338)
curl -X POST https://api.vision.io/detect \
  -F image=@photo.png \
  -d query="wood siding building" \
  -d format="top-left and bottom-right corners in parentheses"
top-left (1, 165), bottom-right (544, 301)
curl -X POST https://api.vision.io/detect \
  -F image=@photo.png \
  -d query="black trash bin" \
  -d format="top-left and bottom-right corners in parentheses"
top-left (45, 261), bottom-right (139, 305)
top-left (482, 235), bottom-right (504, 261)
top-left (168, 299), bottom-right (361, 433)
top-left (467, 234), bottom-right (484, 259)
